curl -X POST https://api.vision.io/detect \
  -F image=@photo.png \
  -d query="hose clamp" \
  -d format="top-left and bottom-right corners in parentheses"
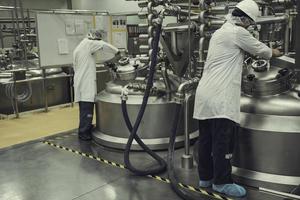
top-left (174, 92), bottom-right (184, 104)
top-left (121, 87), bottom-right (129, 101)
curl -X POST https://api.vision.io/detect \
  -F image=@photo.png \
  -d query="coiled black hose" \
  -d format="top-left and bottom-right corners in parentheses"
top-left (122, 24), bottom-right (167, 176)
top-left (122, 100), bottom-right (167, 175)
top-left (121, 23), bottom-right (201, 199)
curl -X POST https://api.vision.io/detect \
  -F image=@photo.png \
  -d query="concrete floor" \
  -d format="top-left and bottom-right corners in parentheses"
top-left (0, 130), bottom-right (294, 200)
top-left (0, 105), bottom-right (95, 148)
top-left (0, 106), bottom-right (297, 200)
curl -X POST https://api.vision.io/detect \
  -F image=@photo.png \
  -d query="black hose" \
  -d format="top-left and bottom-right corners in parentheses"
top-left (121, 23), bottom-right (202, 200)
top-left (122, 100), bottom-right (167, 174)
top-left (168, 103), bottom-right (200, 200)
top-left (122, 24), bottom-right (167, 176)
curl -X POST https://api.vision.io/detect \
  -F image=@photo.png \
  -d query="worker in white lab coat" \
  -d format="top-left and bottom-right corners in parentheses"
top-left (73, 30), bottom-right (120, 140)
top-left (193, 0), bottom-right (282, 197)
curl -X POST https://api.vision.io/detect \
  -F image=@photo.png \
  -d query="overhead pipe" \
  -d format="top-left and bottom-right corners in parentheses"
top-left (208, 5), bottom-right (229, 15)
top-left (163, 23), bottom-right (196, 32)
top-left (197, 15), bottom-right (288, 26)
top-left (256, 15), bottom-right (288, 24)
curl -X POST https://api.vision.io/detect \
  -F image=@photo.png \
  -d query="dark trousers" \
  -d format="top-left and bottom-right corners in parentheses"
top-left (78, 101), bottom-right (94, 136)
top-left (197, 118), bottom-right (238, 185)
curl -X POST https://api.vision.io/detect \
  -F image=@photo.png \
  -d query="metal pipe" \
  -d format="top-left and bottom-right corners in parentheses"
top-left (67, 0), bottom-right (72, 9)
top-left (139, 56), bottom-right (150, 63)
top-left (0, 28), bottom-right (4, 48)
top-left (13, 72), bottom-right (19, 118)
top-left (13, 0), bottom-right (21, 40)
top-left (181, 92), bottom-right (193, 169)
top-left (175, 77), bottom-right (199, 170)
top-left (259, 187), bottom-right (300, 200)
top-left (11, 10), bottom-right (17, 43)
top-left (187, 0), bottom-right (191, 77)
top-left (18, 0), bottom-right (28, 63)
top-left (26, 9), bottom-right (31, 31)
top-left (68, 67), bottom-right (74, 107)
top-left (209, 5), bottom-right (229, 15)
top-left (161, 67), bottom-right (172, 101)
top-left (284, 10), bottom-right (290, 54)
top-left (199, 37), bottom-right (205, 63)
top-left (208, 19), bottom-right (225, 28)
top-left (139, 45), bottom-right (150, 54)
top-left (0, 17), bottom-right (35, 23)
top-left (163, 24), bottom-right (195, 32)
top-left (19, 0), bottom-right (27, 38)
top-left (42, 68), bottom-right (48, 112)
top-left (177, 77), bottom-right (199, 94)
top-left (170, 31), bottom-right (180, 56)
top-left (138, 12), bottom-right (148, 19)
top-left (203, 15), bottom-right (288, 27)
top-left (184, 93), bottom-right (192, 155)
top-left (0, 75), bottom-right (73, 85)
top-left (256, 15), bottom-right (288, 24)
top-left (296, 0), bottom-right (300, 68)
top-left (272, 0), bottom-right (292, 3)
top-left (138, 1), bottom-right (148, 8)
top-left (138, 34), bottom-right (149, 42)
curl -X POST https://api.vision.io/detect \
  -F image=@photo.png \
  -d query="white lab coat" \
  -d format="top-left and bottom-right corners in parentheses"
top-left (73, 38), bottom-right (118, 102)
top-left (193, 17), bottom-right (272, 124)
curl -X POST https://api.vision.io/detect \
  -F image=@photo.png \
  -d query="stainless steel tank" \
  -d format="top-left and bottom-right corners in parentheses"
top-left (92, 58), bottom-right (198, 150)
top-left (232, 57), bottom-right (300, 188)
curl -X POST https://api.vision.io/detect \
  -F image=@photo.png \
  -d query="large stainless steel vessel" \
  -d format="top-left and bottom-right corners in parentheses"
top-left (92, 58), bottom-right (198, 150)
top-left (233, 57), bottom-right (300, 189)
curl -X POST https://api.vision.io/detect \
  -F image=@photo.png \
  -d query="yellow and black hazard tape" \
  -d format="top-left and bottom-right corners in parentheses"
top-left (42, 140), bottom-right (233, 200)
top-left (43, 141), bottom-right (126, 169)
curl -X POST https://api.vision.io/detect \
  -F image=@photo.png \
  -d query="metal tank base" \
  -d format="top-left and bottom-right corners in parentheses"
top-left (92, 90), bottom-right (199, 150)
top-left (92, 130), bottom-right (199, 150)
top-left (232, 97), bottom-right (300, 188)
top-left (232, 167), bottom-right (300, 187)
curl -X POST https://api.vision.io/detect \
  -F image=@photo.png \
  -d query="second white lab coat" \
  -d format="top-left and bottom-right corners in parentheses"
top-left (73, 38), bottom-right (118, 102)
top-left (193, 16), bottom-right (272, 124)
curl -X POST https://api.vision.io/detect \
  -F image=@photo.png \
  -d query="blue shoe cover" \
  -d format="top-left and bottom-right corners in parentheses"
top-left (199, 180), bottom-right (212, 188)
top-left (212, 183), bottom-right (246, 197)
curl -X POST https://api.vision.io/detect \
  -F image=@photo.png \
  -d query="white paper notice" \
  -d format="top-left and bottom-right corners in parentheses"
top-left (112, 32), bottom-right (127, 48)
top-left (57, 38), bottom-right (69, 55)
top-left (65, 19), bottom-right (75, 35)
top-left (75, 19), bottom-right (85, 35)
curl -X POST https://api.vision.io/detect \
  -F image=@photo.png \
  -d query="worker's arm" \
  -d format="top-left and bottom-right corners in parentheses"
top-left (235, 27), bottom-right (281, 59)
top-left (90, 40), bottom-right (119, 55)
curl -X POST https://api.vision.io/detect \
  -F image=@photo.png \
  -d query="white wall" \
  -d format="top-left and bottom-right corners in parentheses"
top-left (0, 0), bottom-right (68, 9)
top-left (71, 0), bottom-right (176, 25)
top-left (0, 0), bottom-right (68, 47)
top-left (72, 0), bottom-right (140, 13)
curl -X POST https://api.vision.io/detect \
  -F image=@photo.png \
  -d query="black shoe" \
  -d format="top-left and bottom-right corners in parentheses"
top-left (78, 133), bottom-right (92, 141)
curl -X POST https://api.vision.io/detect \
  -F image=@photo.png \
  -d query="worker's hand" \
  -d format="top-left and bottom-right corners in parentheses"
top-left (272, 48), bottom-right (283, 57)
top-left (115, 51), bottom-right (122, 61)
top-left (104, 51), bottom-right (121, 64)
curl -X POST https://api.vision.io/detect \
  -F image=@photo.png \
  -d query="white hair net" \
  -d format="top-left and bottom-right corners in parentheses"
top-left (225, 13), bottom-right (254, 27)
top-left (87, 29), bottom-right (105, 40)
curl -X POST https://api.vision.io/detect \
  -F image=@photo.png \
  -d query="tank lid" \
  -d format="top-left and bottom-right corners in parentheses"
top-left (242, 60), bottom-right (295, 96)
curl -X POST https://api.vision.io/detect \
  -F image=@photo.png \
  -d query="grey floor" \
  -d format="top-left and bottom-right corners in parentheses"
top-left (0, 131), bottom-right (295, 200)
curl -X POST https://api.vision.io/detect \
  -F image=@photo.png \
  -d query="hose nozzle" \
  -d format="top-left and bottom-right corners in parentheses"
top-left (121, 87), bottom-right (129, 101)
